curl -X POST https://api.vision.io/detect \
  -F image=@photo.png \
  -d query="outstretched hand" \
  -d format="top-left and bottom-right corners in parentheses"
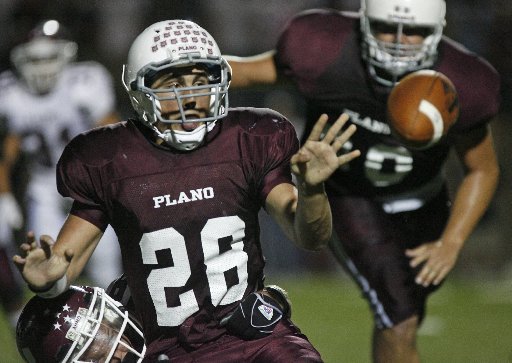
top-left (406, 239), bottom-right (462, 287)
top-left (12, 231), bottom-right (74, 290)
top-left (291, 113), bottom-right (360, 187)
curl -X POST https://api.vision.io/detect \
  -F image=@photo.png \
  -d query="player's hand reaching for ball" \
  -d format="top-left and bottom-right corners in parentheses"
top-left (13, 231), bottom-right (73, 292)
top-left (291, 113), bottom-right (360, 189)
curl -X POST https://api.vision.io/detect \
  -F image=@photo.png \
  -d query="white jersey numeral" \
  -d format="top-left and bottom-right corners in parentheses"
top-left (364, 144), bottom-right (413, 187)
top-left (140, 216), bottom-right (248, 326)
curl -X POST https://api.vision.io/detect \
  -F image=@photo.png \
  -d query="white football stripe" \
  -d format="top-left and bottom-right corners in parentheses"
top-left (419, 99), bottom-right (444, 145)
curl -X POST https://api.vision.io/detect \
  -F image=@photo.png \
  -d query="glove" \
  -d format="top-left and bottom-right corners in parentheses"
top-left (221, 285), bottom-right (292, 340)
top-left (0, 193), bottom-right (23, 244)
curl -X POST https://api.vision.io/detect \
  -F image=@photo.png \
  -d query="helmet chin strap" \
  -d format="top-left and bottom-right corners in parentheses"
top-left (156, 121), bottom-right (217, 151)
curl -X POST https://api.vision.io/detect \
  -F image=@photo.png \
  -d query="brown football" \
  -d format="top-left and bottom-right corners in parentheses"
top-left (387, 70), bottom-right (459, 149)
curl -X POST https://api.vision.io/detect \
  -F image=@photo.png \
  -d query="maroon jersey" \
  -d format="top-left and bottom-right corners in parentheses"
top-left (56, 107), bottom-right (299, 354)
top-left (274, 9), bottom-right (501, 200)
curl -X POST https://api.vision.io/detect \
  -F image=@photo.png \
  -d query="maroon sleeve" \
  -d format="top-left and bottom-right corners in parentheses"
top-left (236, 108), bottom-right (299, 204)
top-left (258, 122), bottom-right (298, 202)
top-left (56, 137), bottom-right (109, 231)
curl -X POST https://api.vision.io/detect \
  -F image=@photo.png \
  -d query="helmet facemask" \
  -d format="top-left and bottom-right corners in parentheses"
top-left (122, 20), bottom-right (231, 151)
top-left (16, 286), bottom-right (146, 363)
top-left (360, 0), bottom-right (446, 86)
top-left (11, 20), bottom-right (77, 95)
top-left (66, 288), bottom-right (145, 363)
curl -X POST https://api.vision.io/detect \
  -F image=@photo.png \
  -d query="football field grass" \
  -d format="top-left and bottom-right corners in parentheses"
top-left (2, 273), bottom-right (511, 363)
top-left (269, 274), bottom-right (512, 363)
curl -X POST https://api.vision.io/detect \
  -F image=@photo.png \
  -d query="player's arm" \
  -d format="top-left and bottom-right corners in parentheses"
top-left (0, 133), bottom-right (20, 193)
top-left (13, 214), bottom-right (103, 295)
top-left (224, 51), bottom-right (278, 88)
top-left (407, 124), bottom-right (499, 286)
top-left (266, 182), bottom-right (330, 251)
top-left (446, 125), bottom-right (499, 247)
top-left (0, 133), bottom-right (23, 232)
top-left (266, 114), bottom-right (359, 250)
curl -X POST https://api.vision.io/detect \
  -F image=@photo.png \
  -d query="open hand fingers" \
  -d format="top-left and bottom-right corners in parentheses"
top-left (12, 252), bottom-right (25, 266)
top-left (416, 264), bottom-right (447, 286)
top-left (333, 126), bottom-right (360, 166)
top-left (405, 245), bottom-right (428, 268)
top-left (18, 231), bottom-right (38, 256)
top-left (408, 242), bottom-right (449, 286)
top-left (306, 114), bottom-right (329, 142)
top-left (330, 122), bottom-right (356, 150)
top-left (19, 243), bottom-right (32, 256)
top-left (337, 149), bottom-right (361, 165)
top-left (26, 231), bottom-right (35, 243)
top-left (321, 113), bottom-right (350, 144)
top-left (432, 266), bottom-right (449, 285)
top-left (290, 149), bottom-right (311, 166)
top-left (40, 235), bottom-right (56, 259)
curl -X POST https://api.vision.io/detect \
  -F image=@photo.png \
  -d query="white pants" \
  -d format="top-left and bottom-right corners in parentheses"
top-left (27, 174), bottom-right (122, 289)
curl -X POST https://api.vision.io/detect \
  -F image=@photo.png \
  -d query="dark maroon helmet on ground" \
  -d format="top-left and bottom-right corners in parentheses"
top-left (16, 285), bottom-right (145, 362)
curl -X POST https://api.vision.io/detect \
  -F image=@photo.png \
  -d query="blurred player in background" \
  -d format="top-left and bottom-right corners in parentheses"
top-left (0, 19), bottom-right (122, 290)
top-left (13, 19), bottom-right (360, 362)
top-left (0, 114), bottom-right (24, 329)
top-left (16, 284), bottom-right (146, 362)
top-left (225, 0), bottom-right (501, 362)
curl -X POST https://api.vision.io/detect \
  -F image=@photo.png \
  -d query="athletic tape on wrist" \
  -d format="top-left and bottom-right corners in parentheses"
top-left (32, 275), bottom-right (68, 299)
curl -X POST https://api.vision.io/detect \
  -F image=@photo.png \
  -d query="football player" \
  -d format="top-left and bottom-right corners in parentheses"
top-left (224, 0), bottom-right (501, 362)
top-left (13, 19), bottom-right (360, 362)
top-left (0, 114), bottom-right (24, 328)
top-left (16, 285), bottom-right (146, 362)
top-left (0, 19), bottom-right (122, 289)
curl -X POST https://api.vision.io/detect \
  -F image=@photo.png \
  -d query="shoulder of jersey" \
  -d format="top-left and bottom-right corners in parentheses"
top-left (437, 37), bottom-right (501, 127)
top-left (61, 61), bottom-right (112, 83)
top-left (0, 70), bottom-right (21, 94)
top-left (439, 37), bottom-right (499, 80)
top-left (66, 121), bottom-right (132, 163)
top-left (65, 60), bottom-right (110, 73)
top-left (285, 8), bottom-right (358, 45)
top-left (228, 107), bottom-right (294, 136)
top-left (294, 8), bottom-right (358, 22)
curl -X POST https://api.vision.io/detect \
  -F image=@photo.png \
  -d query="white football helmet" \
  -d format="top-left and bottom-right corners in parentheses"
top-left (360, 0), bottom-right (446, 86)
top-left (11, 20), bottom-right (77, 94)
top-left (122, 20), bottom-right (231, 151)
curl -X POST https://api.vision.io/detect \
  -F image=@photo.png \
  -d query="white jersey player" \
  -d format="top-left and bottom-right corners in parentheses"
top-left (0, 19), bottom-right (121, 288)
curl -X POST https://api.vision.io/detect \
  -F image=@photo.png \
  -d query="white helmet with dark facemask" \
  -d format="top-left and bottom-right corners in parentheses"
top-left (360, 0), bottom-right (446, 86)
top-left (11, 20), bottom-right (77, 94)
top-left (122, 20), bottom-right (231, 151)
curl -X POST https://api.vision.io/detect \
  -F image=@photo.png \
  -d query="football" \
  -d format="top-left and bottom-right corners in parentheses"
top-left (387, 70), bottom-right (459, 149)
